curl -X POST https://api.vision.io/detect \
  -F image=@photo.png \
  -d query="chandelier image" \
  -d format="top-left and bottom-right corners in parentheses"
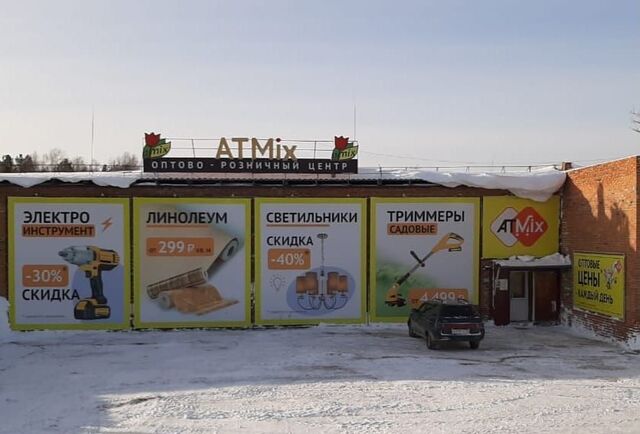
top-left (295, 233), bottom-right (350, 311)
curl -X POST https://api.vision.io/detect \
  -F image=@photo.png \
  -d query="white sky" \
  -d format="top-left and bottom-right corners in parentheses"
top-left (1, 0), bottom-right (639, 167)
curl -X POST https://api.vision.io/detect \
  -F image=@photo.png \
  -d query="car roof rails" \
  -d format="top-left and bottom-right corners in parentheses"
top-left (427, 297), bottom-right (471, 305)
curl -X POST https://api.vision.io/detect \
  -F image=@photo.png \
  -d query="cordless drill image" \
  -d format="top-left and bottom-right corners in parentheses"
top-left (58, 246), bottom-right (119, 320)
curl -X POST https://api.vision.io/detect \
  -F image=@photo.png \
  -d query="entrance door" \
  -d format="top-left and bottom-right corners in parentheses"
top-left (533, 271), bottom-right (559, 322)
top-left (509, 271), bottom-right (529, 321)
top-left (493, 279), bottom-right (510, 326)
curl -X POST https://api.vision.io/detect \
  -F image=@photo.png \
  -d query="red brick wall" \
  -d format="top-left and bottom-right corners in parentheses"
top-left (479, 259), bottom-right (496, 319)
top-left (561, 156), bottom-right (640, 344)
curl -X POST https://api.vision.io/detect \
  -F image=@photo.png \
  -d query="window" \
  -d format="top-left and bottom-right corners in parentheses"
top-left (441, 305), bottom-right (474, 317)
top-left (509, 271), bottom-right (527, 298)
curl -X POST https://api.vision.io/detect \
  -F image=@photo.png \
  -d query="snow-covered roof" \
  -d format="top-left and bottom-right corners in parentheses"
top-left (0, 171), bottom-right (142, 189)
top-left (494, 253), bottom-right (572, 268)
top-left (0, 166), bottom-right (566, 201)
top-left (389, 167), bottom-right (566, 202)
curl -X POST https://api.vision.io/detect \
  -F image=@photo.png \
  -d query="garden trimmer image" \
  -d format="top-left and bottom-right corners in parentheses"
top-left (58, 245), bottom-right (119, 320)
top-left (385, 232), bottom-right (464, 307)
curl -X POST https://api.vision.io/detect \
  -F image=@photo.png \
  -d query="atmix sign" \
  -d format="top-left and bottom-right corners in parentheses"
top-left (142, 133), bottom-right (359, 174)
top-left (482, 196), bottom-right (559, 258)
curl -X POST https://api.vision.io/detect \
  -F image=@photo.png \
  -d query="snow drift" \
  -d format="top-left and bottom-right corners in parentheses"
top-left (0, 167), bottom-right (566, 201)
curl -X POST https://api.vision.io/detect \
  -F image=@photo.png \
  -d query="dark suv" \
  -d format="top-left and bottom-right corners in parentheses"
top-left (408, 299), bottom-right (485, 349)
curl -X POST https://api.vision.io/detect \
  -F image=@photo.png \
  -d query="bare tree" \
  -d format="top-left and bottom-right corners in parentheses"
top-left (632, 110), bottom-right (640, 134)
top-left (15, 154), bottom-right (36, 172)
top-left (71, 156), bottom-right (88, 172)
top-left (30, 152), bottom-right (42, 171)
top-left (0, 155), bottom-right (13, 172)
top-left (55, 158), bottom-right (74, 172)
top-left (41, 148), bottom-right (66, 171)
top-left (2, 149), bottom-right (140, 172)
top-left (107, 152), bottom-right (140, 171)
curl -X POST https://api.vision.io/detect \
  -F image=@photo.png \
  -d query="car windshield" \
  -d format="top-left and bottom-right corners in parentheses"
top-left (441, 305), bottom-right (475, 317)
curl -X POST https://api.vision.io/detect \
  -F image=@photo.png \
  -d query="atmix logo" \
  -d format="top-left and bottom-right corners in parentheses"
top-left (490, 206), bottom-right (548, 247)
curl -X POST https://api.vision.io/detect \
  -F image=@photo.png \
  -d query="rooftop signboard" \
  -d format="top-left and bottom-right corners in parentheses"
top-left (142, 134), bottom-right (359, 174)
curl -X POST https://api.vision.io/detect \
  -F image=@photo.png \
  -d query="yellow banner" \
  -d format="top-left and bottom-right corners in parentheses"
top-left (482, 196), bottom-right (559, 258)
top-left (133, 198), bottom-right (252, 329)
top-left (573, 252), bottom-right (625, 320)
top-left (9, 197), bottom-right (130, 331)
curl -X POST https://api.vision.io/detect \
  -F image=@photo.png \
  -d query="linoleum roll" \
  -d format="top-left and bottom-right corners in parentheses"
top-left (139, 204), bottom-right (242, 299)
top-left (204, 224), bottom-right (240, 279)
top-left (158, 289), bottom-right (183, 309)
top-left (147, 268), bottom-right (207, 299)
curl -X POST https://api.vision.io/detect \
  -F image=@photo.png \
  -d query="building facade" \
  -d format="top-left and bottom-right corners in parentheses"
top-left (0, 157), bottom-right (637, 349)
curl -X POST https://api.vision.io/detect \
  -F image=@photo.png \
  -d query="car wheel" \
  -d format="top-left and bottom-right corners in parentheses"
top-left (408, 320), bottom-right (418, 338)
top-left (469, 341), bottom-right (480, 350)
top-left (426, 333), bottom-right (438, 350)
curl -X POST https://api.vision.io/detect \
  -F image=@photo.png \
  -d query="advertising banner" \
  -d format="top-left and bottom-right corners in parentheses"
top-left (255, 198), bottom-right (366, 325)
top-left (573, 252), bottom-right (625, 320)
top-left (482, 196), bottom-right (560, 258)
top-left (9, 197), bottom-right (130, 330)
top-left (370, 198), bottom-right (479, 322)
top-left (133, 198), bottom-right (251, 328)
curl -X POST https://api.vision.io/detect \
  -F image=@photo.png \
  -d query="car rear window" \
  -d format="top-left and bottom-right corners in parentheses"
top-left (441, 305), bottom-right (475, 317)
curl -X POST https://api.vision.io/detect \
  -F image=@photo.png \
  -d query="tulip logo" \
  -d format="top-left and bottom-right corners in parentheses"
top-left (334, 136), bottom-right (349, 151)
top-left (331, 136), bottom-right (358, 161)
top-left (143, 132), bottom-right (171, 159)
top-left (145, 133), bottom-right (161, 148)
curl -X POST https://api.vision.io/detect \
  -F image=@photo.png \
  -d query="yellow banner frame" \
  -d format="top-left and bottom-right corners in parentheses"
top-left (573, 252), bottom-right (625, 320)
top-left (482, 196), bottom-right (559, 258)
top-left (254, 197), bottom-right (367, 326)
top-left (9, 197), bottom-right (131, 330)
top-left (133, 197), bottom-right (252, 329)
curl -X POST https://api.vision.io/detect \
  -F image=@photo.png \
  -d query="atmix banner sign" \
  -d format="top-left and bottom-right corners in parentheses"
top-left (143, 134), bottom-right (359, 174)
top-left (9, 197), bottom-right (130, 330)
top-left (370, 198), bottom-right (479, 322)
top-left (482, 196), bottom-right (559, 258)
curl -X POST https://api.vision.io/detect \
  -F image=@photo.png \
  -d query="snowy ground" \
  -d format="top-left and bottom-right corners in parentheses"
top-left (2, 311), bottom-right (640, 433)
